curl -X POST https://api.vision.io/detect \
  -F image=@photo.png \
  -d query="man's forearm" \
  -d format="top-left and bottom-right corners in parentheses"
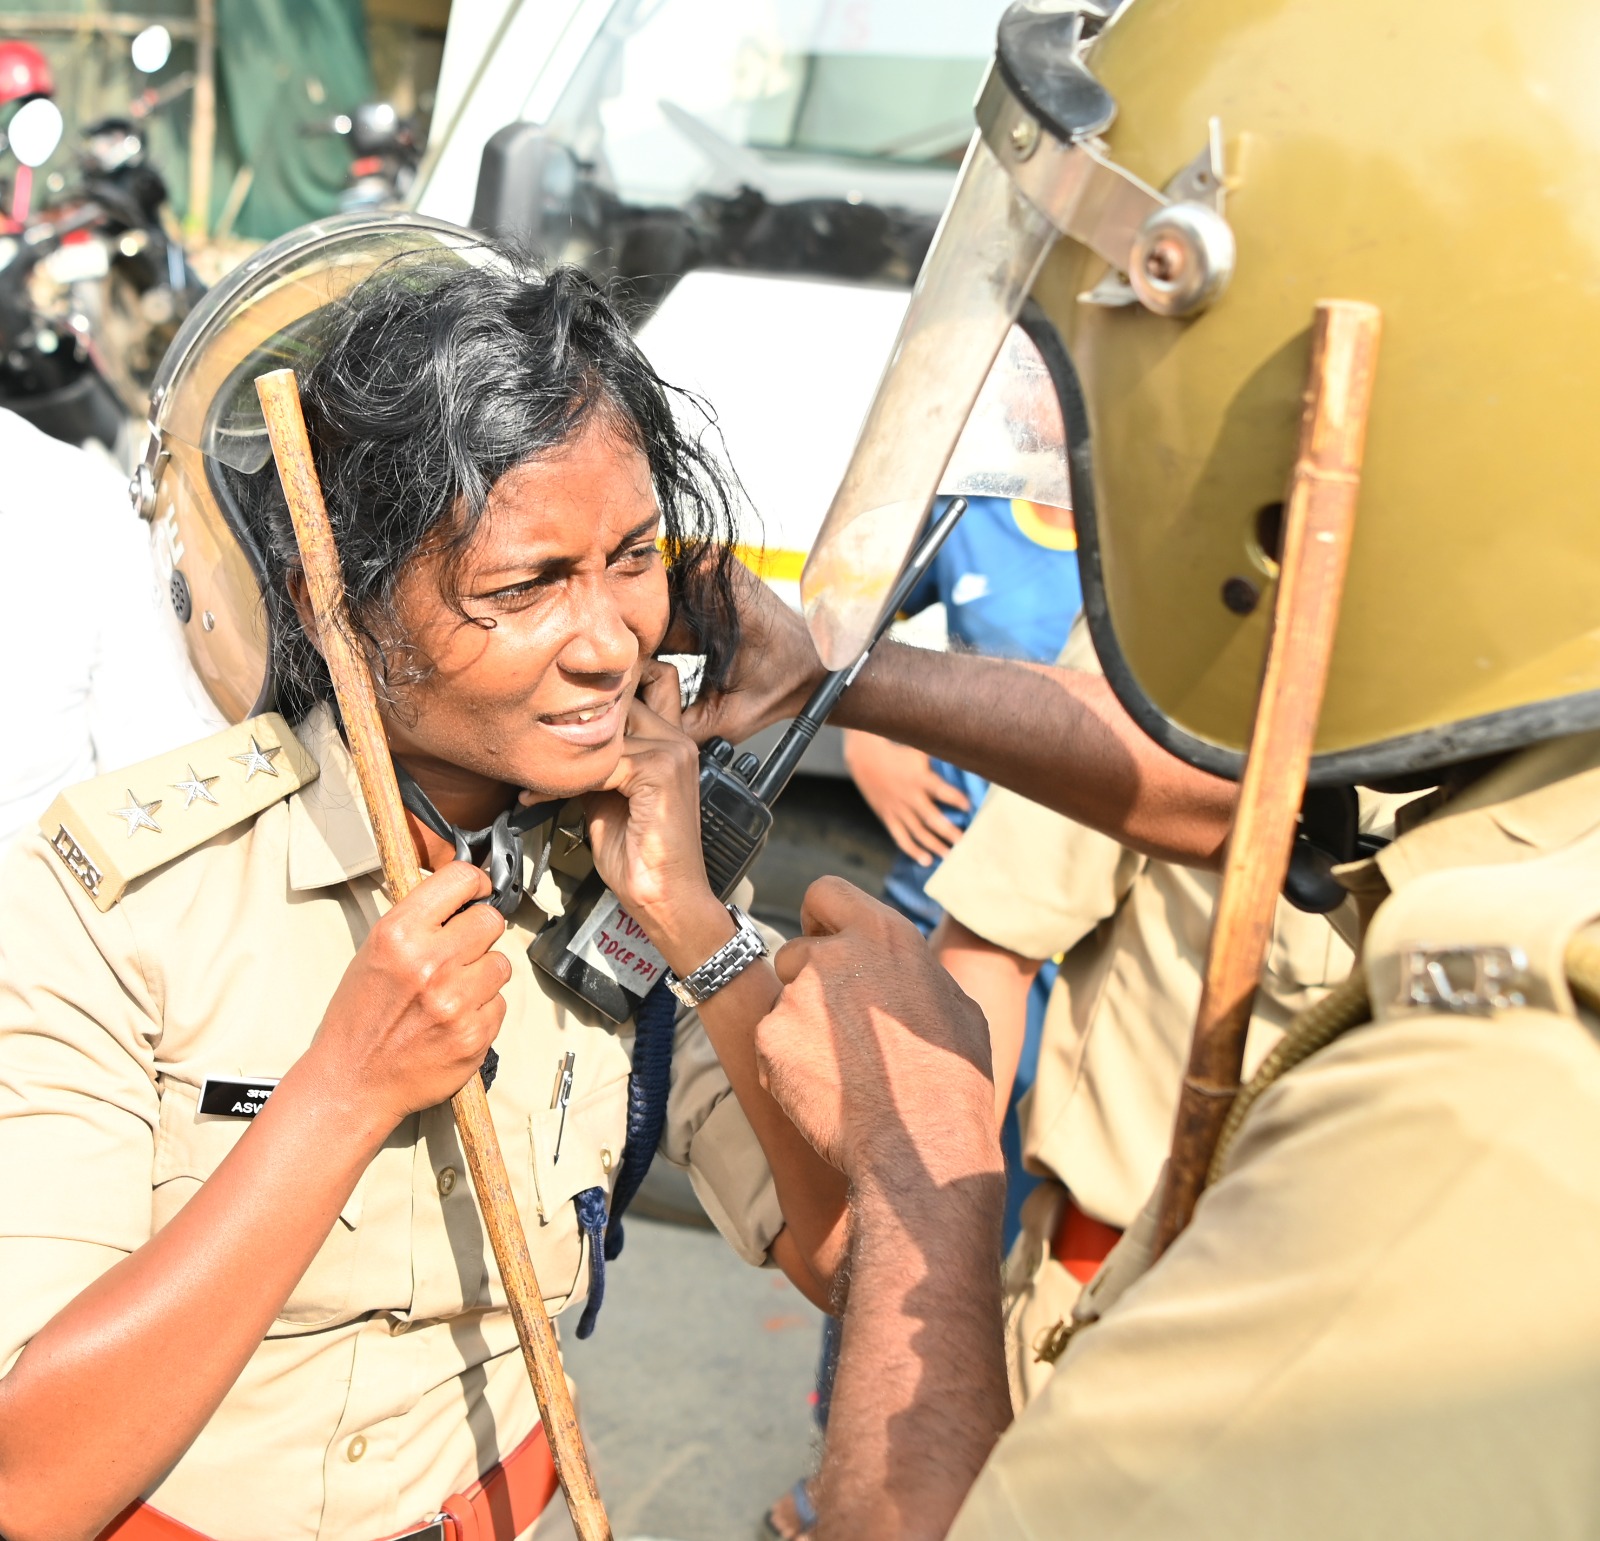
top-left (835, 643), bottom-right (1235, 867)
top-left (931, 916), bottom-right (1041, 1121)
top-left (819, 1173), bottom-right (1011, 1541)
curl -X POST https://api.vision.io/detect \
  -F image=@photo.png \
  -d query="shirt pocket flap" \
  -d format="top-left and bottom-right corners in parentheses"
top-left (153, 1078), bottom-right (363, 1230)
top-left (531, 1075), bottom-right (629, 1224)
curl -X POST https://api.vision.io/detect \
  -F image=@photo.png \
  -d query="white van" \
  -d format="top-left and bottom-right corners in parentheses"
top-left (413, 0), bottom-right (1006, 671)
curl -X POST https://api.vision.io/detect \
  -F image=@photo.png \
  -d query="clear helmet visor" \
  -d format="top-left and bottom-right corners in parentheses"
top-left (941, 320), bottom-right (1071, 513)
top-left (799, 131), bottom-right (1061, 669)
top-left (138, 212), bottom-right (516, 725)
top-left (152, 212), bottom-right (511, 477)
top-left (799, 9), bottom-right (1233, 669)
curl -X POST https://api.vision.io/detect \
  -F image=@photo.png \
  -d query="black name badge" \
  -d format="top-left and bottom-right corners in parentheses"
top-left (199, 1076), bottom-right (281, 1119)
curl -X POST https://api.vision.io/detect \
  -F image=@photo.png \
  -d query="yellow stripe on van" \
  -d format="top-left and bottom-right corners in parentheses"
top-left (733, 545), bottom-right (809, 583)
top-left (655, 540), bottom-right (808, 584)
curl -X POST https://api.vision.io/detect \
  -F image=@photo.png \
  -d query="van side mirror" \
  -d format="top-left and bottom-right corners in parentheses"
top-left (471, 122), bottom-right (584, 256)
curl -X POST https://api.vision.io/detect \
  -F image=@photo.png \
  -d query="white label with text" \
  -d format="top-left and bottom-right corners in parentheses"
top-left (569, 890), bottom-right (667, 995)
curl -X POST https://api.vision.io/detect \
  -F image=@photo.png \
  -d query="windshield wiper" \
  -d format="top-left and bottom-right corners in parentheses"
top-left (658, 98), bottom-right (771, 192)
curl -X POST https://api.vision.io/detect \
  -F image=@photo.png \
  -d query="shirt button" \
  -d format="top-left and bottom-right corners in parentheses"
top-left (347, 1435), bottom-right (367, 1462)
top-left (600, 1148), bottom-right (613, 1174)
top-left (437, 1166), bottom-right (458, 1197)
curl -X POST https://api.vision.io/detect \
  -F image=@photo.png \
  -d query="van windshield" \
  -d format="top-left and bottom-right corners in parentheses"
top-left (554, 0), bottom-right (998, 209)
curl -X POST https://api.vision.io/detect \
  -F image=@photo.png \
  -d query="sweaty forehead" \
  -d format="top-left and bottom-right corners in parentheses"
top-left (475, 416), bottom-right (658, 559)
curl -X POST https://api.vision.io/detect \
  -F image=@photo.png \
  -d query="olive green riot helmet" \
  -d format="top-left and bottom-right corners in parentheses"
top-left (134, 213), bottom-right (508, 723)
top-left (803, 0), bottom-right (1600, 784)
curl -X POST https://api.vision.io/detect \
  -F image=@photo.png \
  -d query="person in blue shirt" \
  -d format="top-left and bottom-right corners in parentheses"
top-left (852, 492), bottom-right (1083, 929)
top-left (764, 493), bottom-right (1080, 1541)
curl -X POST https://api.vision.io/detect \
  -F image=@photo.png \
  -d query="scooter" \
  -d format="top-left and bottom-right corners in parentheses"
top-left (31, 24), bottom-right (203, 418)
top-left (314, 101), bottom-right (422, 211)
top-left (0, 201), bottom-right (127, 451)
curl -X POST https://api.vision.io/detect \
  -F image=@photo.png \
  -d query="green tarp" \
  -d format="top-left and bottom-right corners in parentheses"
top-left (2, 0), bottom-right (373, 239)
top-left (213, 0), bottom-right (373, 237)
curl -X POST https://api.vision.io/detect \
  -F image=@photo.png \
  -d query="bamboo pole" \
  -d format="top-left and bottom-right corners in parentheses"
top-left (1152, 299), bottom-right (1382, 1259)
top-left (255, 368), bottom-right (613, 1541)
top-left (185, 0), bottom-right (214, 240)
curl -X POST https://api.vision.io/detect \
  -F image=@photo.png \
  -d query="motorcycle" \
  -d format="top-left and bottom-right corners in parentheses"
top-left (41, 110), bottom-right (206, 416)
top-left (31, 24), bottom-right (203, 419)
top-left (0, 92), bottom-right (127, 449)
top-left (312, 101), bottom-right (421, 212)
top-left (0, 23), bottom-right (200, 448)
top-left (0, 205), bottom-right (127, 452)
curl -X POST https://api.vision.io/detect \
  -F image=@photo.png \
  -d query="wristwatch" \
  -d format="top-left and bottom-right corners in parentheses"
top-left (665, 905), bottom-right (768, 1008)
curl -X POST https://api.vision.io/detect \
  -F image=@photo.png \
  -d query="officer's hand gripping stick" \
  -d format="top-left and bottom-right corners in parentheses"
top-left (255, 369), bottom-right (614, 1541)
top-left (531, 497), bottom-right (969, 1021)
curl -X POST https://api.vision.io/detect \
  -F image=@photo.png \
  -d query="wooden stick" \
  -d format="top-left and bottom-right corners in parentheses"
top-left (1152, 300), bottom-right (1382, 1259)
top-left (255, 368), bottom-right (613, 1541)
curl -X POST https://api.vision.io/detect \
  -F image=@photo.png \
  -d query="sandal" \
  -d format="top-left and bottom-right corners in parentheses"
top-left (761, 1477), bottom-right (818, 1540)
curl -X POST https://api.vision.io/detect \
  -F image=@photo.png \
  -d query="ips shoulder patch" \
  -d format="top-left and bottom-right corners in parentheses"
top-left (39, 713), bottom-right (319, 912)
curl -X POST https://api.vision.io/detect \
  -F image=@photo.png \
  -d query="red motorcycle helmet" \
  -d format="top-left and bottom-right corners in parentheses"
top-left (0, 40), bottom-right (53, 107)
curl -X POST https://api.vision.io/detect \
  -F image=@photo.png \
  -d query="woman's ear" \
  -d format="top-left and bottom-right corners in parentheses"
top-left (286, 568), bottom-right (325, 658)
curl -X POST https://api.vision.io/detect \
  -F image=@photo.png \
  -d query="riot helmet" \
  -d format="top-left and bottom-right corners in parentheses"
top-left (135, 213), bottom-right (509, 721)
top-left (804, 0), bottom-right (1600, 785)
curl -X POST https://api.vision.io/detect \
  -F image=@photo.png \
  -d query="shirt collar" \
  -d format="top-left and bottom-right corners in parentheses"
top-left (283, 702), bottom-right (589, 906)
top-left (1336, 729), bottom-right (1600, 909)
top-left (286, 703), bottom-right (384, 892)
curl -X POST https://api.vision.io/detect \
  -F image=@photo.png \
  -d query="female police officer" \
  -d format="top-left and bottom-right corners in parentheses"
top-left (0, 215), bottom-right (846, 1541)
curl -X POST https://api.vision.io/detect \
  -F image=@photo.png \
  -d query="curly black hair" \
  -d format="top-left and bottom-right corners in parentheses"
top-left (233, 253), bottom-right (748, 724)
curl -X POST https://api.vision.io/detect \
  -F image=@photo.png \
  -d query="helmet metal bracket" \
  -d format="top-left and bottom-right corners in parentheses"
top-left (982, 3), bottom-right (1235, 319)
top-left (1081, 118), bottom-right (1230, 311)
top-left (131, 417), bottom-right (166, 521)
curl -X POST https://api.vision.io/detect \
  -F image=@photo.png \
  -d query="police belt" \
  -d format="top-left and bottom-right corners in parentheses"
top-left (1052, 1193), bottom-right (1123, 1285)
top-left (96, 1424), bottom-right (558, 1541)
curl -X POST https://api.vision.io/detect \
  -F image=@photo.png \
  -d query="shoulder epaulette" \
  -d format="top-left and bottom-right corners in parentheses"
top-left (39, 712), bottom-right (319, 912)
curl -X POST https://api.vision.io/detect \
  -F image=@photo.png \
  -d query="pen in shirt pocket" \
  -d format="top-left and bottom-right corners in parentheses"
top-left (551, 1051), bottom-right (575, 1164)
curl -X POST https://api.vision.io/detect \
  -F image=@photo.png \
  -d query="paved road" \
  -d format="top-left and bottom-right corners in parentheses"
top-left (562, 1213), bottom-right (824, 1541)
top-left (557, 777), bottom-right (891, 1540)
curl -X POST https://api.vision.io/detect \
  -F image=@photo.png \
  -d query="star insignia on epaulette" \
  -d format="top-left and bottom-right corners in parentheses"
top-left (172, 765), bottom-right (220, 808)
top-left (111, 789), bottom-right (162, 836)
top-left (231, 737), bottom-right (282, 781)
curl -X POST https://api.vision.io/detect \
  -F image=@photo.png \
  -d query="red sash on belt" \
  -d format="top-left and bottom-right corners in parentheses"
top-left (97, 1424), bottom-right (558, 1541)
top-left (1051, 1193), bottom-right (1123, 1284)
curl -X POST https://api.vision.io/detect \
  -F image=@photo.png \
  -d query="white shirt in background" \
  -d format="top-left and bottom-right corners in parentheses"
top-left (0, 407), bottom-right (223, 851)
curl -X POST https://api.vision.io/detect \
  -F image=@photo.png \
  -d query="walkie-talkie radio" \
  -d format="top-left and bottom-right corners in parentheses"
top-left (529, 498), bottom-right (968, 1022)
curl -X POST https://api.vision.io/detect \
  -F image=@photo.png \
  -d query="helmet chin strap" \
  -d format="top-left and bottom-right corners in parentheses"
top-left (392, 760), bottom-right (564, 920)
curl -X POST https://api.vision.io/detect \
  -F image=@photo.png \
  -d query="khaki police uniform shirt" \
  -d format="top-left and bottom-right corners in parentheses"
top-left (0, 705), bottom-right (781, 1541)
top-left (950, 731), bottom-right (1600, 1539)
top-left (925, 616), bottom-right (1352, 1230)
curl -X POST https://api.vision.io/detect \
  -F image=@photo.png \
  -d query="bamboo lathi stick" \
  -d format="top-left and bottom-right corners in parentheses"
top-left (1152, 300), bottom-right (1382, 1259)
top-left (255, 368), bottom-right (613, 1541)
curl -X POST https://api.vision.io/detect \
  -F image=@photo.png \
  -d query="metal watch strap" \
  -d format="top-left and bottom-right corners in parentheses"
top-left (666, 905), bottom-right (767, 1008)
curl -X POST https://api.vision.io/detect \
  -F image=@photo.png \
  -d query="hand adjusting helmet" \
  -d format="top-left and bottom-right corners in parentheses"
top-left (134, 212), bottom-right (508, 723)
top-left (805, 0), bottom-right (1600, 787)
